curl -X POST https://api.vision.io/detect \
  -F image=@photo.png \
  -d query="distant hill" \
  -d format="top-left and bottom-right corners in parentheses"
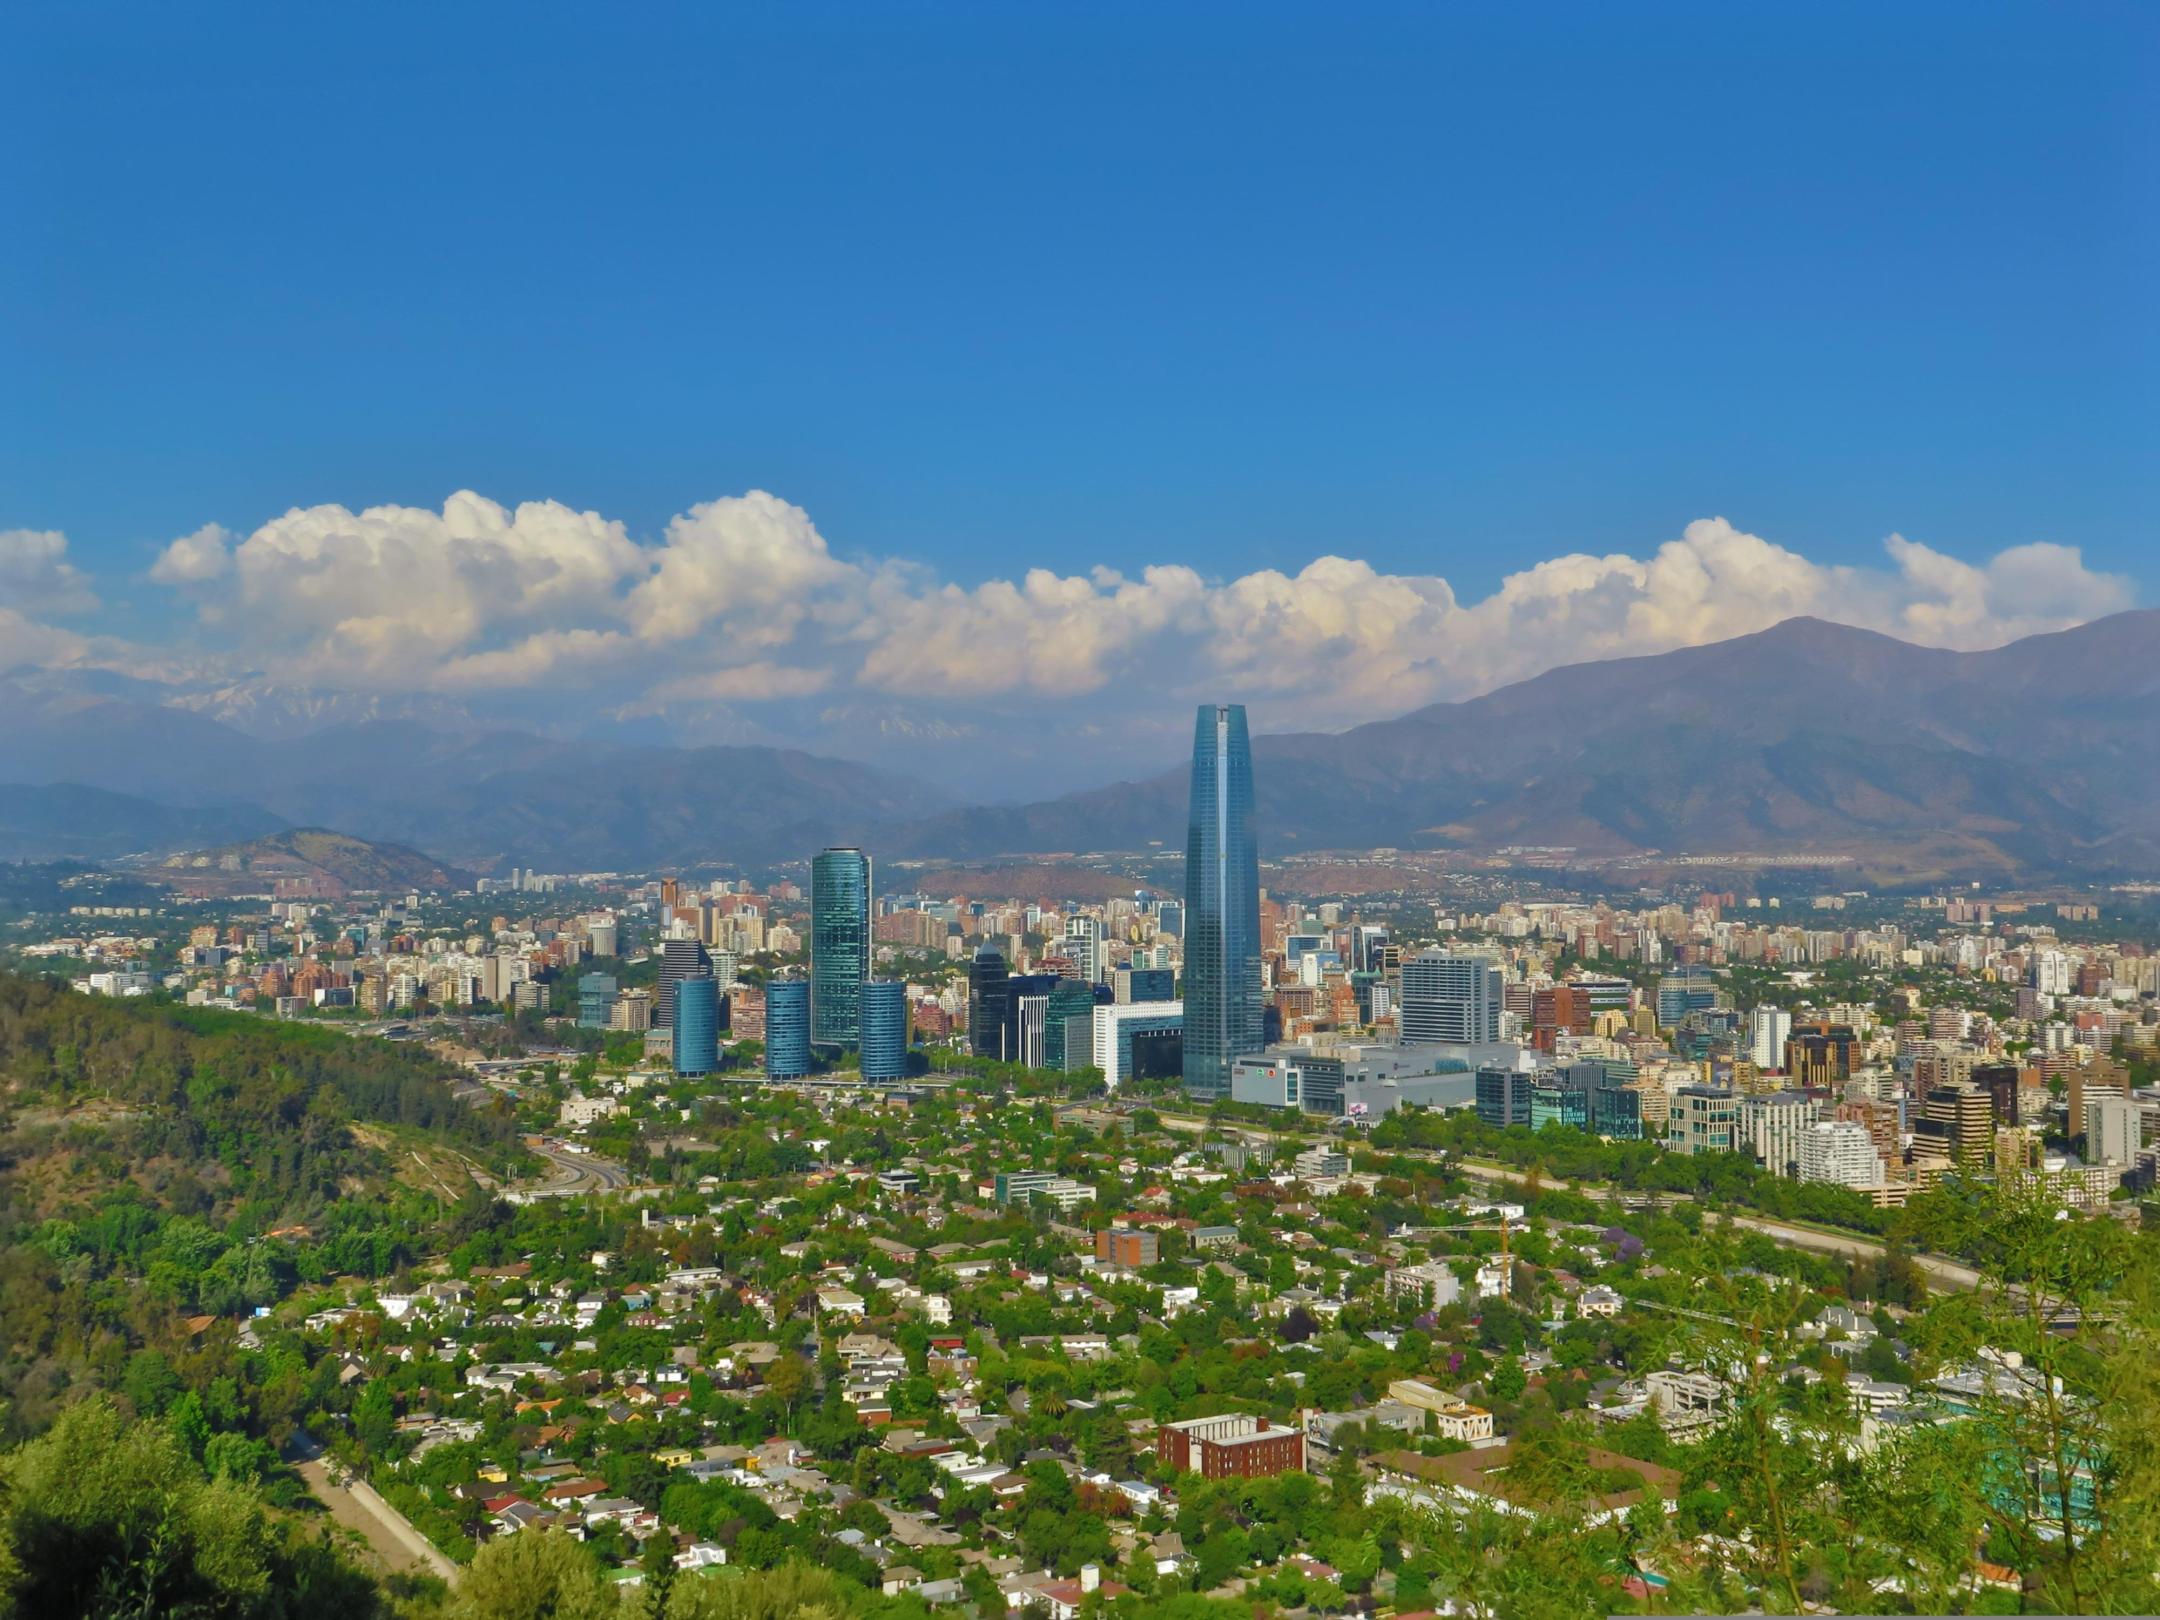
top-left (0, 672), bottom-right (953, 871)
top-left (155, 829), bottom-right (474, 895)
top-left (5, 612), bottom-right (2156, 879)
top-left (882, 611), bottom-right (2160, 880)
top-left (0, 783), bottom-right (286, 863)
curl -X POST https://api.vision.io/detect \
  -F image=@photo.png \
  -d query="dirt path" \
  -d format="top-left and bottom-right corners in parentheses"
top-left (298, 1457), bottom-right (458, 1583)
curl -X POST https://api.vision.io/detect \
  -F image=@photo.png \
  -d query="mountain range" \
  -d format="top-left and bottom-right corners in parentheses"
top-left (2, 612), bottom-right (2155, 880)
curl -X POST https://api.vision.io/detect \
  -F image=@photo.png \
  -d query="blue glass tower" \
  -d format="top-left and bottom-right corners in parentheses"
top-left (1182, 703), bottom-right (1262, 1099)
top-left (672, 974), bottom-right (720, 1076)
top-left (765, 978), bottom-right (813, 1079)
top-left (811, 847), bottom-right (872, 1046)
top-left (578, 972), bottom-right (617, 1029)
top-left (858, 979), bottom-right (908, 1083)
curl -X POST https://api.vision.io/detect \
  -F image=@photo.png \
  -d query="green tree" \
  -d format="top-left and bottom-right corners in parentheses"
top-left (451, 1528), bottom-right (618, 1620)
top-left (0, 1397), bottom-right (382, 1620)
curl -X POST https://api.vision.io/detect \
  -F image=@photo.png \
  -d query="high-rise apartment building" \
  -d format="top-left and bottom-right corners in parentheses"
top-left (1748, 1006), bottom-right (1792, 1071)
top-left (1399, 950), bottom-right (1503, 1045)
top-left (1181, 704), bottom-right (1261, 1099)
top-left (1915, 1083), bottom-right (1994, 1167)
top-left (2084, 1093), bottom-right (2141, 1166)
top-left (1737, 1089), bottom-right (1816, 1178)
top-left (811, 847), bottom-right (872, 1046)
top-left (1065, 915), bottom-right (1106, 984)
top-left (1796, 1120), bottom-right (1881, 1186)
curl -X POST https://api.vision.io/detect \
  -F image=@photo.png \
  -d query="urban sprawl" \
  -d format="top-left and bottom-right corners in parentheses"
top-left (9, 703), bottom-right (2157, 1617)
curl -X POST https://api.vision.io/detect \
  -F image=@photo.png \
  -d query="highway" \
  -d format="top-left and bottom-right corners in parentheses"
top-left (509, 1134), bottom-right (631, 1199)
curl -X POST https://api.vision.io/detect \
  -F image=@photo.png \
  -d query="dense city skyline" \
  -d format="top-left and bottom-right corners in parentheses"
top-left (4, 4), bottom-right (2156, 1615)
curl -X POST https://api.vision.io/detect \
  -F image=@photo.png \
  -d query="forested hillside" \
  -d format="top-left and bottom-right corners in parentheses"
top-left (0, 973), bottom-right (523, 1435)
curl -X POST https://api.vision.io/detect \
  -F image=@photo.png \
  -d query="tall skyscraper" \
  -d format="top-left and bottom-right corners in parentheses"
top-left (969, 945), bottom-right (1011, 1059)
top-left (810, 847), bottom-right (872, 1046)
top-left (765, 978), bottom-right (813, 1079)
top-left (655, 937), bottom-right (711, 1027)
top-left (1399, 950), bottom-right (1503, 1045)
top-left (859, 979), bottom-right (908, 1083)
top-left (1182, 703), bottom-right (1262, 1099)
top-left (672, 973), bottom-right (721, 1076)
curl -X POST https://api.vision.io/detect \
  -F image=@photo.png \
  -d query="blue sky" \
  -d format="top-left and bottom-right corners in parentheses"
top-left (1, 2), bottom-right (2154, 791)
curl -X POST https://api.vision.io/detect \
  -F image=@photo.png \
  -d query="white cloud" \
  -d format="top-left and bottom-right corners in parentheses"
top-left (0, 528), bottom-right (100, 614)
top-left (129, 492), bottom-right (2135, 739)
top-left (208, 491), bottom-right (645, 679)
top-left (148, 522), bottom-right (235, 585)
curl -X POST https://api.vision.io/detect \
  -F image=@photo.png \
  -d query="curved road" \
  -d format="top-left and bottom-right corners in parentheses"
top-left (513, 1135), bottom-right (630, 1198)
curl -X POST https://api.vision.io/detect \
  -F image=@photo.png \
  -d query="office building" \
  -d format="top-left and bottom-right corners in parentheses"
top-left (1475, 1065), bottom-right (1534, 1129)
top-left (765, 979), bottom-right (813, 1080)
top-left (1591, 1083), bottom-right (1644, 1140)
top-left (1400, 950), bottom-right (1503, 1045)
top-left (1972, 1062), bottom-right (2021, 1125)
top-left (1115, 965), bottom-right (1176, 1004)
top-left (1656, 966), bottom-right (1722, 1029)
top-left (1014, 992), bottom-right (1048, 1069)
top-left (655, 937), bottom-right (711, 1027)
top-left (1530, 1061), bottom-right (1603, 1131)
top-left (811, 847), bottom-right (872, 1046)
top-left (578, 972), bottom-right (617, 1029)
top-left (1181, 704), bottom-right (1262, 1099)
top-left (969, 945), bottom-right (1011, 1060)
top-left (672, 974), bottom-right (721, 1077)
top-left (1045, 978), bottom-right (1101, 1071)
top-left (1096, 1000), bottom-right (1184, 1090)
top-left (858, 979), bottom-right (908, 1083)
top-left (1669, 1086), bottom-right (1738, 1155)
top-left (1784, 1024), bottom-right (1859, 1088)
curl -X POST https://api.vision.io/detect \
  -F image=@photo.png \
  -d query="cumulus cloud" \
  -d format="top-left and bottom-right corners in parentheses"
top-left (148, 522), bottom-right (236, 585)
top-left (0, 528), bottom-right (100, 614)
top-left (125, 492), bottom-right (2134, 739)
top-left (204, 492), bottom-right (645, 678)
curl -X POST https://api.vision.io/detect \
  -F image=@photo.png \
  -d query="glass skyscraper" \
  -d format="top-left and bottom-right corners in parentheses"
top-left (810, 847), bottom-right (872, 1046)
top-left (765, 978), bottom-right (812, 1079)
top-left (858, 979), bottom-right (908, 1083)
top-left (1182, 703), bottom-right (1262, 1099)
top-left (672, 974), bottom-right (720, 1076)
